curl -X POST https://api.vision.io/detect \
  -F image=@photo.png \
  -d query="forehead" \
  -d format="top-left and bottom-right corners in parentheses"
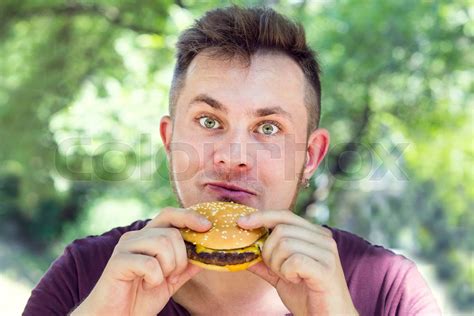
top-left (178, 51), bottom-right (307, 121)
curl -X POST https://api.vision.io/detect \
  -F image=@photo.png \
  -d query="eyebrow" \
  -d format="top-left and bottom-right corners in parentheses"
top-left (188, 94), bottom-right (294, 123)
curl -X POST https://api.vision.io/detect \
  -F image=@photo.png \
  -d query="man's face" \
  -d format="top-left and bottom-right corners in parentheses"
top-left (160, 51), bottom-right (327, 211)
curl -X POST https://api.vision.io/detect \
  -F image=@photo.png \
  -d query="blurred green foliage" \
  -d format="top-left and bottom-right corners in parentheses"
top-left (0, 0), bottom-right (472, 311)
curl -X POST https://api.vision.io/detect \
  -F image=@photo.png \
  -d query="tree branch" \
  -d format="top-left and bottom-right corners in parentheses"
top-left (329, 99), bottom-right (372, 177)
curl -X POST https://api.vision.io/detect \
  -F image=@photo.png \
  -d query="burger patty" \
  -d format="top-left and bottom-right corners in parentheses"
top-left (185, 241), bottom-right (259, 266)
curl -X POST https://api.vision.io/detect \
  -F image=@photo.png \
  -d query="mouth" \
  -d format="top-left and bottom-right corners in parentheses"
top-left (205, 182), bottom-right (256, 203)
top-left (206, 182), bottom-right (256, 195)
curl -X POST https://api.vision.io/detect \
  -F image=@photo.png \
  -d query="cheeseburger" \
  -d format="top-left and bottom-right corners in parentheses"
top-left (180, 201), bottom-right (268, 272)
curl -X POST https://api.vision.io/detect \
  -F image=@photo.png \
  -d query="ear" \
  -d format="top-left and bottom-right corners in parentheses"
top-left (160, 115), bottom-right (173, 160)
top-left (302, 128), bottom-right (330, 180)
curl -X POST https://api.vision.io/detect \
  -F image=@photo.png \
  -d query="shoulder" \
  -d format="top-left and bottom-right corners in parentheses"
top-left (324, 225), bottom-right (410, 274)
top-left (325, 225), bottom-right (440, 315)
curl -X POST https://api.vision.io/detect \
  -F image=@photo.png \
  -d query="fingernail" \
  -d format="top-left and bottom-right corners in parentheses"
top-left (199, 217), bottom-right (211, 225)
top-left (239, 214), bottom-right (252, 223)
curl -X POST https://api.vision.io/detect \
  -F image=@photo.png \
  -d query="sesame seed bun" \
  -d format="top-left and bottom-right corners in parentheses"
top-left (181, 201), bottom-right (267, 249)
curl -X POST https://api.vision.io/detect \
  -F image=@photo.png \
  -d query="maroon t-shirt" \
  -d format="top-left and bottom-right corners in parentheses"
top-left (23, 219), bottom-right (440, 315)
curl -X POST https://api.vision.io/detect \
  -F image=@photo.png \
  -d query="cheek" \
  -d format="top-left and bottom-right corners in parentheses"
top-left (273, 136), bottom-right (307, 175)
top-left (170, 141), bottom-right (202, 181)
top-left (254, 140), bottom-right (304, 182)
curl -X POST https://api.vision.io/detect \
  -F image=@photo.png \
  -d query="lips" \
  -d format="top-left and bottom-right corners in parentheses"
top-left (204, 182), bottom-right (257, 204)
top-left (206, 182), bottom-right (256, 195)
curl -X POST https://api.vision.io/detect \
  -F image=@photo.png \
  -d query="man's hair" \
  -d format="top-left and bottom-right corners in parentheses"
top-left (169, 5), bottom-right (322, 135)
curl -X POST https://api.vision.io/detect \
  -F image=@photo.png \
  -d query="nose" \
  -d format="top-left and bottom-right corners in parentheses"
top-left (212, 128), bottom-right (253, 174)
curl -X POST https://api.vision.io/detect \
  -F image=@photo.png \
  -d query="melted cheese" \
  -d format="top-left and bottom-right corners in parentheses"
top-left (195, 237), bottom-right (265, 254)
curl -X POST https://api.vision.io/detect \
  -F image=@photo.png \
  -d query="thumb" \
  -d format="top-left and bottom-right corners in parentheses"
top-left (169, 262), bottom-right (202, 294)
top-left (247, 261), bottom-right (279, 287)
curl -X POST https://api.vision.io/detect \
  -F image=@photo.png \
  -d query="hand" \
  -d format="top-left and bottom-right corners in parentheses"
top-left (237, 210), bottom-right (358, 316)
top-left (71, 207), bottom-right (212, 316)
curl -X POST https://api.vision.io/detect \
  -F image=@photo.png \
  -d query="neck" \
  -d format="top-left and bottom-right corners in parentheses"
top-left (173, 269), bottom-right (289, 315)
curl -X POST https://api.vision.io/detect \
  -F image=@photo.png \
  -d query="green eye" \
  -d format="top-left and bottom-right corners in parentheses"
top-left (199, 116), bottom-right (220, 129)
top-left (258, 122), bottom-right (280, 135)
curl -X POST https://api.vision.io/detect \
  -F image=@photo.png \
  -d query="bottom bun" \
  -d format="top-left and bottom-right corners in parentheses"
top-left (189, 256), bottom-right (262, 272)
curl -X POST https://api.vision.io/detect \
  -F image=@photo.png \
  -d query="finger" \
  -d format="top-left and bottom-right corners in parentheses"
top-left (280, 253), bottom-right (326, 290)
top-left (145, 207), bottom-right (212, 232)
top-left (118, 230), bottom-right (177, 277)
top-left (122, 227), bottom-right (191, 279)
top-left (108, 253), bottom-right (164, 289)
top-left (246, 261), bottom-right (279, 287)
top-left (139, 228), bottom-right (189, 279)
top-left (268, 239), bottom-right (334, 282)
top-left (166, 229), bottom-right (189, 280)
top-left (261, 224), bottom-right (335, 267)
top-left (237, 210), bottom-right (332, 237)
top-left (167, 262), bottom-right (204, 295)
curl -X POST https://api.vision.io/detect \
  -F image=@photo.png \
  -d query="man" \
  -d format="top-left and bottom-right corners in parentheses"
top-left (24, 5), bottom-right (440, 315)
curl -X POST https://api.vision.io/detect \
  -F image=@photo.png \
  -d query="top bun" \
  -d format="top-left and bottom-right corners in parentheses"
top-left (180, 201), bottom-right (268, 250)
